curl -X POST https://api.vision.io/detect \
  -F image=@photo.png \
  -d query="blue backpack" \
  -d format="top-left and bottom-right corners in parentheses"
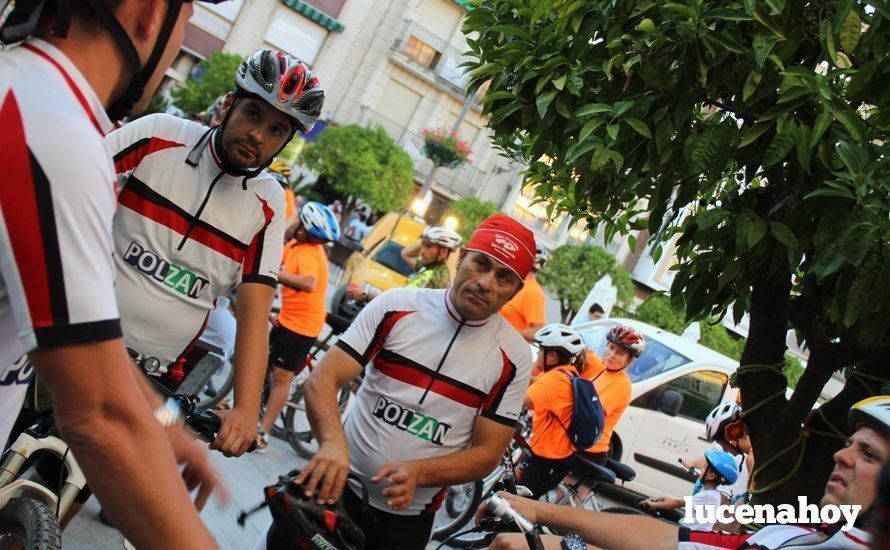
top-left (558, 369), bottom-right (606, 452)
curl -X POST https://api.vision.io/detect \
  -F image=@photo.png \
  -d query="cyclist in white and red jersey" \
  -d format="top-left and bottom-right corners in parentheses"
top-left (479, 396), bottom-right (889, 550)
top-left (0, 1), bottom-right (230, 547)
top-left (271, 214), bottom-right (536, 550)
top-left (106, 48), bottom-right (322, 456)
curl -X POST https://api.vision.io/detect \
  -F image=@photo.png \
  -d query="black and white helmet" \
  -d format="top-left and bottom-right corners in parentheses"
top-left (533, 324), bottom-right (586, 360)
top-left (705, 402), bottom-right (741, 443)
top-left (534, 245), bottom-right (549, 270)
top-left (235, 49), bottom-right (324, 133)
top-left (421, 226), bottom-right (462, 250)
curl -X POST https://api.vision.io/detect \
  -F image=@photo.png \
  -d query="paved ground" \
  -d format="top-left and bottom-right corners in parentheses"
top-left (64, 436), bottom-right (308, 550)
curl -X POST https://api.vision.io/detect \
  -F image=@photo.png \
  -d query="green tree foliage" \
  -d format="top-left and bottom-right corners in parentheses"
top-left (170, 52), bottom-right (242, 115)
top-left (464, 0), bottom-right (889, 505)
top-left (632, 294), bottom-right (745, 359)
top-left (538, 245), bottom-right (633, 322)
top-left (300, 125), bottom-right (414, 221)
top-left (448, 197), bottom-right (501, 243)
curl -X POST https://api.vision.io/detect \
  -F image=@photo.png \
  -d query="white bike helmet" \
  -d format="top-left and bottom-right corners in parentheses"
top-left (534, 245), bottom-right (549, 271)
top-left (849, 396), bottom-right (890, 437)
top-left (235, 49), bottom-right (324, 133)
top-left (533, 324), bottom-right (586, 360)
top-left (299, 202), bottom-right (340, 242)
top-left (705, 402), bottom-right (742, 443)
top-left (421, 226), bottom-right (462, 250)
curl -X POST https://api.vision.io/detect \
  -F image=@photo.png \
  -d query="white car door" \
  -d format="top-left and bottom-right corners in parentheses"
top-left (622, 368), bottom-right (731, 499)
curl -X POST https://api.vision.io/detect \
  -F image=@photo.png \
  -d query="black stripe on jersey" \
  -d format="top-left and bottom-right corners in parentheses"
top-left (241, 274), bottom-right (276, 288)
top-left (376, 348), bottom-right (487, 399)
top-left (112, 137), bottom-right (151, 165)
top-left (335, 340), bottom-right (365, 367)
top-left (248, 227), bottom-right (266, 275)
top-left (125, 176), bottom-right (249, 250)
top-left (30, 149), bottom-right (68, 325)
top-left (35, 319), bottom-right (122, 348)
top-left (480, 410), bottom-right (518, 427)
top-left (485, 358), bottom-right (517, 414)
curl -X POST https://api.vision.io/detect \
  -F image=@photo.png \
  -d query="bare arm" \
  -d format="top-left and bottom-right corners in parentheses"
top-left (297, 345), bottom-right (364, 504)
top-left (278, 271), bottom-right (317, 292)
top-left (482, 493), bottom-right (679, 550)
top-left (32, 339), bottom-right (217, 548)
top-left (415, 416), bottom-right (511, 487)
top-left (400, 241), bottom-right (421, 264)
top-left (212, 282), bottom-right (274, 456)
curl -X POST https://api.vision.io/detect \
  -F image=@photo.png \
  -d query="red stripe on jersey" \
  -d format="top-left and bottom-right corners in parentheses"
top-left (118, 187), bottom-right (246, 263)
top-left (114, 137), bottom-right (185, 173)
top-left (0, 92), bottom-right (53, 327)
top-left (21, 43), bottom-right (104, 136)
top-left (365, 310), bottom-right (413, 363)
top-left (483, 350), bottom-right (516, 413)
top-left (374, 357), bottom-right (485, 409)
top-left (166, 310), bottom-right (211, 382)
top-left (242, 194), bottom-right (276, 275)
top-left (685, 530), bottom-right (753, 546)
top-left (424, 488), bottom-right (447, 514)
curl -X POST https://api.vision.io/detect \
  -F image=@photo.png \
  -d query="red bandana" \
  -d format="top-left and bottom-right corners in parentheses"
top-left (466, 214), bottom-right (537, 279)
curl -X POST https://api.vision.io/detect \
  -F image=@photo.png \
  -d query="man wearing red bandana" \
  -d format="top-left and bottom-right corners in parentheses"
top-left (273, 215), bottom-right (536, 550)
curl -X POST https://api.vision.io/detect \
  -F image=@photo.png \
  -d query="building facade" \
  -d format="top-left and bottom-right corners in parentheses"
top-left (165, 0), bottom-right (522, 222)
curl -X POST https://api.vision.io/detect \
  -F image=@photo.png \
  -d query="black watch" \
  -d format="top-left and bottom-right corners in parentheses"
top-left (561, 533), bottom-right (586, 550)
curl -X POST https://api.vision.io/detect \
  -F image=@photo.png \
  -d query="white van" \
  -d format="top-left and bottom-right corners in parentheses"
top-left (574, 318), bottom-right (741, 499)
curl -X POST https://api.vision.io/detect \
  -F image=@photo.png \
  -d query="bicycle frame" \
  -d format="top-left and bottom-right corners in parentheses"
top-left (0, 430), bottom-right (85, 519)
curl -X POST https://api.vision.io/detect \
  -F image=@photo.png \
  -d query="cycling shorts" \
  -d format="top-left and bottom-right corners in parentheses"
top-left (268, 325), bottom-right (315, 374)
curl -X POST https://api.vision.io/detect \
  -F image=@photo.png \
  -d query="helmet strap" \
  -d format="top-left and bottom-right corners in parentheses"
top-left (77, 0), bottom-right (186, 120)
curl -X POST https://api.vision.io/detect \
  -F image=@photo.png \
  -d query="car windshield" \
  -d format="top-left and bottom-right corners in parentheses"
top-left (581, 324), bottom-right (692, 382)
top-left (373, 241), bottom-right (415, 276)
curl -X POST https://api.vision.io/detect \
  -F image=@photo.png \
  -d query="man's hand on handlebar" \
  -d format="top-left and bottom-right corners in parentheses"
top-left (476, 491), bottom-right (540, 525)
top-left (211, 407), bottom-right (258, 457)
top-left (168, 425), bottom-right (227, 511)
top-left (295, 438), bottom-right (351, 505)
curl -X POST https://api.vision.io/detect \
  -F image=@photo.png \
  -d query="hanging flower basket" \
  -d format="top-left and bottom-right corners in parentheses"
top-left (421, 127), bottom-right (472, 169)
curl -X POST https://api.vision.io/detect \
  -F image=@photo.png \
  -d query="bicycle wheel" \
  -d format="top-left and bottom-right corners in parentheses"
top-left (283, 379), bottom-right (351, 459)
top-left (0, 497), bottom-right (62, 550)
top-left (431, 480), bottom-right (483, 542)
top-left (195, 357), bottom-right (235, 409)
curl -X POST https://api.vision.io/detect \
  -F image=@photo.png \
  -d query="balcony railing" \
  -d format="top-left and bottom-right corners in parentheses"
top-left (393, 20), bottom-right (471, 91)
top-left (358, 107), bottom-right (485, 199)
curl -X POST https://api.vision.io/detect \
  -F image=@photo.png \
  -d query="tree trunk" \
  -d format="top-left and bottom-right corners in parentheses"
top-left (737, 269), bottom-right (794, 506)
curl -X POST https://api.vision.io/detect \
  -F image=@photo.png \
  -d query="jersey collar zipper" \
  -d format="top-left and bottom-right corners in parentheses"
top-left (176, 170), bottom-right (225, 252)
top-left (417, 319), bottom-right (466, 407)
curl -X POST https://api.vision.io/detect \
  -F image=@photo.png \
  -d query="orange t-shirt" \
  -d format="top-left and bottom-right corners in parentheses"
top-left (526, 364), bottom-right (577, 460)
top-left (278, 240), bottom-right (328, 338)
top-left (284, 187), bottom-right (296, 218)
top-left (500, 278), bottom-right (546, 332)
top-left (584, 356), bottom-right (632, 454)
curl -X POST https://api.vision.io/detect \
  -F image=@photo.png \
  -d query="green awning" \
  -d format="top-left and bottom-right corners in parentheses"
top-left (280, 0), bottom-right (345, 33)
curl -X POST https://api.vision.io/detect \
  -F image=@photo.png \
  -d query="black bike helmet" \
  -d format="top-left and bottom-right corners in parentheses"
top-left (253, 470), bottom-right (366, 550)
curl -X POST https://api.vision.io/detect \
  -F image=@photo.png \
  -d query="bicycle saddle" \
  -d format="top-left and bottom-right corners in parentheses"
top-left (604, 458), bottom-right (636, 482)
top-left (572, 456), bottom-right (616, 484)
top-left (325, 312), bottom-right (354, 335)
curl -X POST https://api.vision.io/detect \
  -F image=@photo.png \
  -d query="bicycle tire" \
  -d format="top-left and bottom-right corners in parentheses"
top-left (283, 383), bottom-right (351, 459)
top-left (0, 497), bottom-right (62, 550)
top-left (196, 357), bottom-right (235, 409)
top-left (431, 480), bottom-right (483, 542)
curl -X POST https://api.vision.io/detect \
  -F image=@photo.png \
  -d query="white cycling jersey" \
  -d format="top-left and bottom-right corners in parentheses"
top-left (678, 523), bottom-right (870, 549)
top-left (336, 287), bottom-right (532, 514)
top-left (106, 114), bottom-right (285, 378)
top-left (0, 39), bottom-right (120, 442)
